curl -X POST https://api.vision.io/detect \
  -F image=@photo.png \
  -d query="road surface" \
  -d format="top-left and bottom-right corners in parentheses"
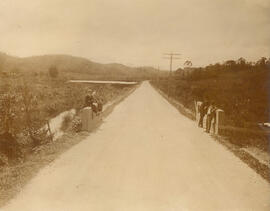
top-left (3, 82), bottom-right (270, 211)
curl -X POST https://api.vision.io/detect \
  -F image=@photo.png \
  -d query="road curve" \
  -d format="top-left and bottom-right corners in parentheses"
top-left (3, 82), bottom-right (270, 211)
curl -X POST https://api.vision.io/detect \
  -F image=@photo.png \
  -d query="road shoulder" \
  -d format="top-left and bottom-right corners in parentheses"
top-left (150, 82), bottom-right (270, 184)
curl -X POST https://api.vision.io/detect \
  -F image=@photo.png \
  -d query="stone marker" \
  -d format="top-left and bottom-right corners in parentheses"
top-left (79, 107), bottom-right (94, 131)
top-left (195, 101), bottom-right (224, 135)
top-left (214, 109), bottom-right (225, 135)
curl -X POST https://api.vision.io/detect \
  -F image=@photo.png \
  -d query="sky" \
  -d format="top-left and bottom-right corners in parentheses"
top-left (0, 0), bottom-right (269, 69)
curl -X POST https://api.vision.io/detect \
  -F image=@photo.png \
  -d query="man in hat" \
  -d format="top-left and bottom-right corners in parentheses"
top-left (206, 101), bottom-right (217, 133)
top-left (198, 100), bottom-right (209, 128)
top-left (84, 89), bottom-right (95, 108)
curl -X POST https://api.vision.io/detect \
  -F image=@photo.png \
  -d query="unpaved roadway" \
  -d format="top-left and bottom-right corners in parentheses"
top-left (3, 82), bottom-right (270, 211)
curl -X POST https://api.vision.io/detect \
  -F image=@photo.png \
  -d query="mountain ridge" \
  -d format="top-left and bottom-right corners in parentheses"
top-left (0, 52), bottom-right (135, 74)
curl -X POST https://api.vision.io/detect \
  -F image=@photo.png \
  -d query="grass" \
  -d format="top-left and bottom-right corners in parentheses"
top-left (0, 72), bottom-right (135, 164)
top-left (150, 66), bottom-right (270, 153)
top-left (150, 80), bottom-right (270, 183)
top-left (0, 83), bottom-right (137, 208)
top-left (213, 135), bottom-right (270, 183)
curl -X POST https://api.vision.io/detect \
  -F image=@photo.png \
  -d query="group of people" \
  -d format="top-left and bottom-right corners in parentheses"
top-left (198, 101), bottom-right (217, 133)
top-left (84, 88), bottom-right (103, 115)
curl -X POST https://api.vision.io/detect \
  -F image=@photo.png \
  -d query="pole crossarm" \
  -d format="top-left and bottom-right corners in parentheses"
top-left (163, 57), bottom-right (181, 59)
top-left (162, 52), bottom-right (181, 74)
top-left (164, 53), bottom-right (181, 56)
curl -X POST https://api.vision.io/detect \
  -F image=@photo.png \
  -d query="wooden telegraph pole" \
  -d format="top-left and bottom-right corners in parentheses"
top-left (163, 53), bottom-right (181, 97)
top-left (163, 53), bottom-right (181, 75)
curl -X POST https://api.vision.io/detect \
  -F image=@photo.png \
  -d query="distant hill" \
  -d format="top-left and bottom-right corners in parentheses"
top-left (0, 52), bottom-right (156, 80)
top-left (0, 53), bottom-right (127, 74)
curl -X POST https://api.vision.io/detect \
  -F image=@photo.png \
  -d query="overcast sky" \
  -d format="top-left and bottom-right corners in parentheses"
top-left (0, 0), bottom-right (269, 69)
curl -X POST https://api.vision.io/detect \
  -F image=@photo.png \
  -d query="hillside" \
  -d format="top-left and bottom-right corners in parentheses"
top-left (0, 52), bottom-right (155, 80)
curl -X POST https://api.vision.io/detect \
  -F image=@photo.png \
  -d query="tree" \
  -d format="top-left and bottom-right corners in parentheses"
top-left (256, 57), bottom-right (267, 67)
top-left (19, 83), bottom-right (48, 146)
top-left (224, 60), bottom-right (237, 71)
top-left (224, 60), bottom-right (236, 67)
top-left (184, 60), bottom-right (192, 67)
top-left (237, 57), bottom-right (246, 66)
top-left (48, 66), bottom-right (59, 78)
top-left (266, 58), bottom-right (270, 66)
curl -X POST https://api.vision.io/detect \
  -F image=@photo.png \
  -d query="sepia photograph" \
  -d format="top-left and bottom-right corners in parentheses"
top-left (0, 0), bottom-right (269, 210)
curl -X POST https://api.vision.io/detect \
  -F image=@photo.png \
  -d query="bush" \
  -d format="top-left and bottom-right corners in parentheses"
top-left (48, 66), bottom-right (59, 78)
top-left (0, 73), bottom-right (133, 166)
top-left (45, 103), bottom-right (58, 116)
top-left (0, 132), bottom-right (22, 164)
top-left (0, 153), bottom-right (8, 166)
top-left (71, 116), bottom-right (82, 132)
top-left (152, 58), bottom-right (270, 128)
top-left (61, 113), bottom-right (73, 131)
top-left (0, 93), bottom-right (22, 135)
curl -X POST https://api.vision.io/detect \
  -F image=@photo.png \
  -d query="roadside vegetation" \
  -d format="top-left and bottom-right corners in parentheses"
top-left (151, 57), bottom-right (270, 153)
top-left (0, 61), bottom-right (138, 207)
top-left (0, 67), bottom-right (136, 166)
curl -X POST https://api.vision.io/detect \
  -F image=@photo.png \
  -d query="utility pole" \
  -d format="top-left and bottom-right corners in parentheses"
top-left (163, 53), bottom-right (181, 98)
top-left (163, 53), bottom-right (181, 75)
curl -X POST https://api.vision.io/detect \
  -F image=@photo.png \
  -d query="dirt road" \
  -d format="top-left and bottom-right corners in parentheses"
top-left (3, 82), bottom-right (270, 211)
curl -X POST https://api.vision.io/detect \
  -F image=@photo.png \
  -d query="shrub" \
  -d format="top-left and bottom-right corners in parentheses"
top-left (61, 113), bottom-right (73, 131)
top-left (0, 92), bottom-right (23, 135)
top-left (48, 66), bottom-right (59, 78)
top-left (45, 103), bottom-right (58, 116)
top-left (71, 116), bottom-right (82, 132)
top-left (152, 58), bottom-right (270, 128)
top-left (0, 132), bottom-right (22, 164)
top-left (0, 153), bottom-right (8, 166)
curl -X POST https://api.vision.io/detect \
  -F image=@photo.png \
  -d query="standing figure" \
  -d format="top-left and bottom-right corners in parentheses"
top-left (85, 89), bottom-right (103, 116)
top-left (206, 102), bottom-right (217, 133)
top-left (84, 89), bottom-right (95, 108)
top-left (198, 101), bottom-right (209, 128)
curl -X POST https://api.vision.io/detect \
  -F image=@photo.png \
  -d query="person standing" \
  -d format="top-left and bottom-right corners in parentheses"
top-left (84, 89), bottom-right (95, 108)
top-left (198, 101), bottom-right (209, 128)
top-left (206, 102), bottom-right (217, 133)
top-left (84, 88), bottom-right (103, 116)
top-left (91, 91), bottom-right (99, 113)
